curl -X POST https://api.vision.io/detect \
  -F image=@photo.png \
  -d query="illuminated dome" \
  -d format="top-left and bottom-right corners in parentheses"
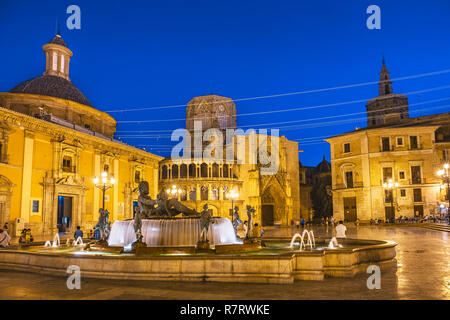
top-left (10, 75), bottom-right (93, 107)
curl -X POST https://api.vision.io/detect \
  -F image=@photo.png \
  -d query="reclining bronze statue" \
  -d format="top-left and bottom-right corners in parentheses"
top-left (136, 181), bottom-right (199, 218)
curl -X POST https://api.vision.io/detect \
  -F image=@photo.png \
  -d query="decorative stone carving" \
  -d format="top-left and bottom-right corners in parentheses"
top-left (246, 205), bottom-right (255, 239)
top-left (94, 208), bottom-right (111, 242)
top-left (232, 206), bottom-right (243, 234)
top-left (199, 204), bottom-right (213, 244)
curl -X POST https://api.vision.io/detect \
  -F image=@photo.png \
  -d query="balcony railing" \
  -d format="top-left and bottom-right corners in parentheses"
top-left (380, 146), bottom-right (394, 152)
top-left (162, 175), bottom-right (239, 181)
top-left (410, 178), bottom-right (426, 185)
top-left (379, 144), bottom-right (424, 152)
top-left (335, 181), bottom-right (363, 189)
top-left (0, 154), bottom-right (9, 164)
top-left (409, 143), bottom-right (422, 150)
top-left (62, 166), bottom-right (77, 173)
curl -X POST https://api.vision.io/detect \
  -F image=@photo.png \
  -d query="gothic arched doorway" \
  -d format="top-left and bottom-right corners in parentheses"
top-left (261, 179), bottom-right (288, 226)
top-left (261, 189), bottom-right (275, 226)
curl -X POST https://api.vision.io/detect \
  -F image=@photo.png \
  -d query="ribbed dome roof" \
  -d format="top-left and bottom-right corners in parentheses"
top-left (9, 75), bottom-right (93, 107)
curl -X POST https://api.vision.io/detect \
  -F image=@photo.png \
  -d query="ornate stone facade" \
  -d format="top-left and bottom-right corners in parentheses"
top-left (0, 33), bottom-right (162, 236)
top-left (159, 94), bottom-right (300, 226)
top-left (326, 61), bottom-right (450, 222)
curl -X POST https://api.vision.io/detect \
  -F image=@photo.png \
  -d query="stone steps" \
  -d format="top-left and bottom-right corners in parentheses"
top-left (419, 223), bottom-right (450, 232)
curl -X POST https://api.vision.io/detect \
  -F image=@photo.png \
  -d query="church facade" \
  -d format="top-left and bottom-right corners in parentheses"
top-left (159, 95), bottom-right (300, 226)
top-left (0, 33), bottom-right (162, 236)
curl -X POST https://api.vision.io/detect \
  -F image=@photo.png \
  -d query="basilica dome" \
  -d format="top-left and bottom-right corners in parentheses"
top-left (10, 75), bottom-right (93, 107)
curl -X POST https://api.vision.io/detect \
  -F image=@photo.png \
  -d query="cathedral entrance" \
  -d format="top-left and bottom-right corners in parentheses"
top-left (262, 205), bottom-right (274, 226)
top-left (57, 196), bottom-right (73, 233)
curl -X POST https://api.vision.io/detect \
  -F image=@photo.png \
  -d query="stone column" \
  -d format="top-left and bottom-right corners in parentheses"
top-left (113, 158), bottom-right (119, 221)
top-left (153, 167), bottom-right (158, 198)
top-left (93, 153), bottom-right (100, 221)
top-left (196, 183), bottom-right (201, 201)
top-left (219, 186), bottom-right (224, 200)
top-left (208, 183), bottom-right (213, 200)
top-left (20, 130), bottom-right (34, 223)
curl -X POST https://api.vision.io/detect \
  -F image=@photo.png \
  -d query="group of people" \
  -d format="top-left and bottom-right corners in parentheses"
top-left (235, 221), bottom-right (264, 239)
top-left (18, 228), bottom-right (34, 244)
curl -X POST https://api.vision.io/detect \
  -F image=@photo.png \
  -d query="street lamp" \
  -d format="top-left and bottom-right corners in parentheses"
top-left (383, 179), bottom-right (399, 221)
top-left (93, 171), bottom-right (115, 211)
top-left (166, 185), bottom-right (182, 199)
top-left (437, 163), bottom-right (449, 222)
top-left (226, 189), bottom-right (239, 224)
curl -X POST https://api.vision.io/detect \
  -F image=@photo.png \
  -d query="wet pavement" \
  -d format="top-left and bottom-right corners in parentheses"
top-left (0, 225), bottom-right (448, 300)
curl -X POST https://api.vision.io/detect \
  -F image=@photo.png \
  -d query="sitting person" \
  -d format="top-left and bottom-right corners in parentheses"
top-left (236, 221), bottom-right (248, 239)
top-left (250, 223), bottom-right (262, 238)
top-left (19, 229), bottom-right (26, 243)
top-left (335, 221), bottom-right (347, 238)
top-left (0, 229), bottom-right (11, 248)
top-left (24, 229), bottom-right (32, 243)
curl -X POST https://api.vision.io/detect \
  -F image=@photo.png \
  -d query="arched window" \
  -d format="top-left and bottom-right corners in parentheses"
top-left (189, 188), bottom-right (196, 201)
top-left (223, 164), bottom-right (229, 178)
top-left (212, 163), bottom-right (219, 178)
top-left (161, 165), bottom-right (168, 179)
top-left (172, 164), bottom-right (179, 179)
top-left (201, 163), bottom-right (208, 178)
top-left (223, 186), bottom-right (229, 199)
top-left (180, 164), bottom-right (187, 178)
top-left (201, 185), bottom-right (208, 200)
top-left (189, 164), bottom-right (196, 178)
top-left (180, 187), bottom-right (187, 201)
top-left (212, 186), bottom-right (219, 200)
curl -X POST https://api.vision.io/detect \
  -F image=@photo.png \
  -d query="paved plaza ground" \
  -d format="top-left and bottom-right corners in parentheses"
top-left (0, 225), bottom-right (448, 300)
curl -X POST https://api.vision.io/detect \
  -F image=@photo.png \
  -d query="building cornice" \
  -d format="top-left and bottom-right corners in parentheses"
top-left (0, 106), bottom-right (163, 163)
top-left (0, 92), bottom-right (116, 124)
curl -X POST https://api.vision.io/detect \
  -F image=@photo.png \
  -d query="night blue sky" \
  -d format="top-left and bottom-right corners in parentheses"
top-left (1, 0), bottom-right (449, 166)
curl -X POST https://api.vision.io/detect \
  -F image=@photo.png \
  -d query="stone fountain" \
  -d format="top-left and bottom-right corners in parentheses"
top-left (107, 182), bottom-right (241, 249)
top-left (3, 181), bottom-right (396, 284)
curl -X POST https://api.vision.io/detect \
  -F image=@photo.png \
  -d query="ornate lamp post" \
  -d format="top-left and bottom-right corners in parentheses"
top-left (226, 189), bottom-right (239, 224)
top-left (383, 179), bottom-right (399, 221)
top-left (93, 171), bottom-right (115, 211)
top-left (166, 185), bottom-right (182, 200)
top-left (437, 163), bottom-right (449, 223)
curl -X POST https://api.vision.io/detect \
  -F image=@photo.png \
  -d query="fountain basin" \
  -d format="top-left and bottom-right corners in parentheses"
top-left (0, 237), bottom-right (397, 283)
top-left (108, 217), bottom-right (240, 247)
